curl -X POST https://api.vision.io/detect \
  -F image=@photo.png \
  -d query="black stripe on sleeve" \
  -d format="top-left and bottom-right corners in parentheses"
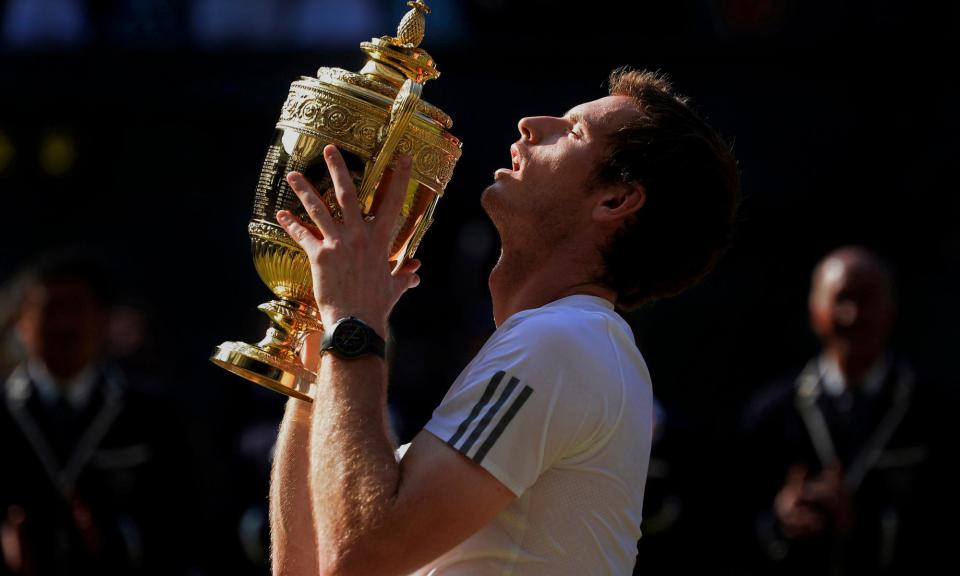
top-left (448, 371), bottom-right (505, 448)
top-left (472, 385), bottom-right (534, 465)
top-left (458, 376), bottom-right (520, 456)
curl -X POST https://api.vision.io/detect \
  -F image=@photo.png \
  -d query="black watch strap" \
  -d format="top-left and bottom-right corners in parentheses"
top-left (320, 316), bottom-right (386, 359)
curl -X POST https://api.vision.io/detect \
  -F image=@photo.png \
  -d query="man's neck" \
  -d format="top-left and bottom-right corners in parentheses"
top-left (488, 248), bottom-right (614, 327)
top-left (823, 347), bottom-right (888, 391)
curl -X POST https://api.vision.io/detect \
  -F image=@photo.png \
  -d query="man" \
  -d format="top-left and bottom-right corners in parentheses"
top-left (0, 252), bottom-right (189, 575)
top-left (741, 247), bottom-right (943, 575)
top-left (269, 68), bottom-right (738, 575)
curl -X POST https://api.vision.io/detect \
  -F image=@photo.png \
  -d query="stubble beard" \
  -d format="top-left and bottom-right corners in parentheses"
top-left (479, 182), bottom-right (509, 238)
top-left (482, 180), bottom-right (580, 254)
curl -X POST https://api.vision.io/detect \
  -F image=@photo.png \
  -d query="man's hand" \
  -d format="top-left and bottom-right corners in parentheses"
top-left (774, 463), bottom-right (852, 539)
top-left (798, 463), bottom-right (852, 533)
top-left (775, 464), bottom-right (826, 539)
top-left (2, 505), bottom-right (29, 573)
top-left (277, 145), bottom-right (420, 336)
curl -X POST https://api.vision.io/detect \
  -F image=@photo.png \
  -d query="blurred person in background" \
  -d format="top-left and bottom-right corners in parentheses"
top-left (740, 246), bottom-right (948, 575)
top-left (0, 250), bottom-right (193, 575)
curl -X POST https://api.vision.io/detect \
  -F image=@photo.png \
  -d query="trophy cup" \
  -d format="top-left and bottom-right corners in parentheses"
top-left (211, 1), bottom-right (461, 402)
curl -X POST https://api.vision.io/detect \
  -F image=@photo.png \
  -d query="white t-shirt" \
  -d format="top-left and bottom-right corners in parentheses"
top-left (409, 294), bottom-right (654, 575)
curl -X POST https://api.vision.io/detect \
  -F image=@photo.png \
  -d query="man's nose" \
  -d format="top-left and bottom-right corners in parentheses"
top-left (517, 116), bottom-right (561, 144)
top-left (835, 300), bottom-right (859, 327)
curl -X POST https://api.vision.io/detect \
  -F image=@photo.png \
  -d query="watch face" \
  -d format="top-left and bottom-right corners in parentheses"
top-left (333, 320), bottom-right (369, 357)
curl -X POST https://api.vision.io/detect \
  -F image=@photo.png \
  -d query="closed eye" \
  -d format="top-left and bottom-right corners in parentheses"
top-left (563, 110), bottom-right (587, 140)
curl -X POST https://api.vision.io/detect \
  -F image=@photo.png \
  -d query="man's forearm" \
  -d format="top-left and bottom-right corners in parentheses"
top-left (309, 354), bottom-right (401, 574)
top-left (275, 148), bottom-right (420, 574)
top-left (270, 399), bottom-right (320, 576)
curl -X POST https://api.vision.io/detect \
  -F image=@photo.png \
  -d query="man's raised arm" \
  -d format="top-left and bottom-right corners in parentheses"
top-left (272, 146), bottom-right (513, 576)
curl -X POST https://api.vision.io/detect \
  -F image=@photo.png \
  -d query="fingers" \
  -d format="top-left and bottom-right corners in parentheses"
top-left (276, 210), bottom-right (321, 253)
top-left (390, 259), bottom-right (421, 294)
top-left (287, 172), bottom-right (336, 238)
top-left (375, 154), bottom-right (413, 244)
top-left (394, 258), bottom-right (421, 275)
top-left (802, 476), bottom-right (844, 510)
top-left (822, 463), bottom-right (844, 481)
top-left (785, 463), bottom-right (807, 487)
top-left (395, 271), bottom-right (421, 290)
top-left (781, 506), bottom-right (827, 538)
top-left (323, 145), bottom-right (362, 228)
top-left (299, 331), bottom-right (323, 372)
top-left (392, 269), bottom-right (420, 294)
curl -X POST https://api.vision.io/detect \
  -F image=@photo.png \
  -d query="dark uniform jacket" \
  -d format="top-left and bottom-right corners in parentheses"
top-left (739, 356), bottom-right (951, 576)
top-left (1, 363), bottom-right (189, 575)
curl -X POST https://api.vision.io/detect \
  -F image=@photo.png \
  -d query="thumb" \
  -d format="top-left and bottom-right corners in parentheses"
top-left (392, 258), bottom-right (422, 276)
top-left (786, 463), bottom-right (808, 486)
top-left (392, 271), bottom-right (421, 293)
top-left (390, 259), bottom-right (421, 295)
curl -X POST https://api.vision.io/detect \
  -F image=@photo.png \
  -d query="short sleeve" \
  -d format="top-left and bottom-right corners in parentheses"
top-left (423, 313), bottom-right (613, 496)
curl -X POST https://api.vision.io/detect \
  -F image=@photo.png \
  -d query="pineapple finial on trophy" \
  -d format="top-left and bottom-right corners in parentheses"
top-left (395, 1), bottom-right (431, 48)
top-left (360, 1), bottom-right (438, 86)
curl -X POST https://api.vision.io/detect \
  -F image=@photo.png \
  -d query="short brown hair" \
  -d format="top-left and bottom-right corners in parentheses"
top-left (596, 68), bottom-right (739, 308)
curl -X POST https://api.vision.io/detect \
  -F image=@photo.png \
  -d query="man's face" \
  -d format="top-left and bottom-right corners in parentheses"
top-left (481, 95), bottom-right (638, 243)
top-left (15, 279), bottom-right (106, 380)
top-left (809, 257), bottom-right (895, 361)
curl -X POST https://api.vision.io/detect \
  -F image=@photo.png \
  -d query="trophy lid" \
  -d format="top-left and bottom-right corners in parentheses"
top-left (315, 1), bottom-right (453, 129)
top-left (359, 1), bottom-right (439, 86)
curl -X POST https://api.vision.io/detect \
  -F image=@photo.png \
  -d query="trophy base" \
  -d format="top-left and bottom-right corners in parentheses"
top-left (211, 341), bottom-right (315, 402)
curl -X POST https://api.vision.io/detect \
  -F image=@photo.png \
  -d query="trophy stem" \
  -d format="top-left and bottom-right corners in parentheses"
top-left (210, 299), bottom-right (323, 402)
top-left (256, 299), bottom-right (321, 357)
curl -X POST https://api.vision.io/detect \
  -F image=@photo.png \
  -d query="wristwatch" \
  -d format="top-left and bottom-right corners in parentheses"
top-left (320, 316), bottom-right (386, 359)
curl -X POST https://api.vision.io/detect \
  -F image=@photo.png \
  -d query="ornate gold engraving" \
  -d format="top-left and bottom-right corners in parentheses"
top-left (276, 79), bottom-right (460, 194)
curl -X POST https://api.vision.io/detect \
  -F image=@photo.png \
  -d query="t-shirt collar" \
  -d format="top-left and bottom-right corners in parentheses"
top-left (542, 293), bottom-right (615, 311)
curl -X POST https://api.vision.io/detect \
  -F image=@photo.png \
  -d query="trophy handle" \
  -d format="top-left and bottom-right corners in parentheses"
top-left (357, 79), bottom-right (423, 214)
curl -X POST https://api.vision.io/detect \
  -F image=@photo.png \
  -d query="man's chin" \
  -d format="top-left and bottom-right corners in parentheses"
top-left (479, 185), bottom-right (508, 229)
top-left (480, 183), bottom-right (499, 212)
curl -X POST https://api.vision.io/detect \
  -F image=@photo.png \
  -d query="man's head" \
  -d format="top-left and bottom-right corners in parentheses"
top-left (482, 68), bottom-right (738, 308)
top-left (809, 246), bottom-right (896, 366)
top-left (11, 250), bottom-right (112, 381)
top-left (594, 68), bottom-right (739, 308)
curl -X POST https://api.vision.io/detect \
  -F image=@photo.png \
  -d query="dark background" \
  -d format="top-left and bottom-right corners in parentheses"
top-left (1, 0), bottom-right (958, 573)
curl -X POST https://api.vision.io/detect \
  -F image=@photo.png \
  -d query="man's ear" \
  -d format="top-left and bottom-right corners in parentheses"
top-left (593, 183), bottom-right (646, 224)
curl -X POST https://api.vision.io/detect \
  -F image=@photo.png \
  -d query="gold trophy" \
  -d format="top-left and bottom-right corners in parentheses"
top-left (211, 1), bottom-right (461, 402)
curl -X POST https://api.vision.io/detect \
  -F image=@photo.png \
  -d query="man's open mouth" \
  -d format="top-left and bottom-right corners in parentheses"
top-left (509, 144), bottom-right (523, 173)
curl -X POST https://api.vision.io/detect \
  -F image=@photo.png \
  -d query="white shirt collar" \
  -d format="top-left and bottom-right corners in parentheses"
top-left (26, 359), bottom-right (98, 409)
top-left (817, 354), bottom-right (890, 398)
top-left (542, 294), bottom-right (615, 311)
top-left (499, 293), bottom-right (618, 329)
